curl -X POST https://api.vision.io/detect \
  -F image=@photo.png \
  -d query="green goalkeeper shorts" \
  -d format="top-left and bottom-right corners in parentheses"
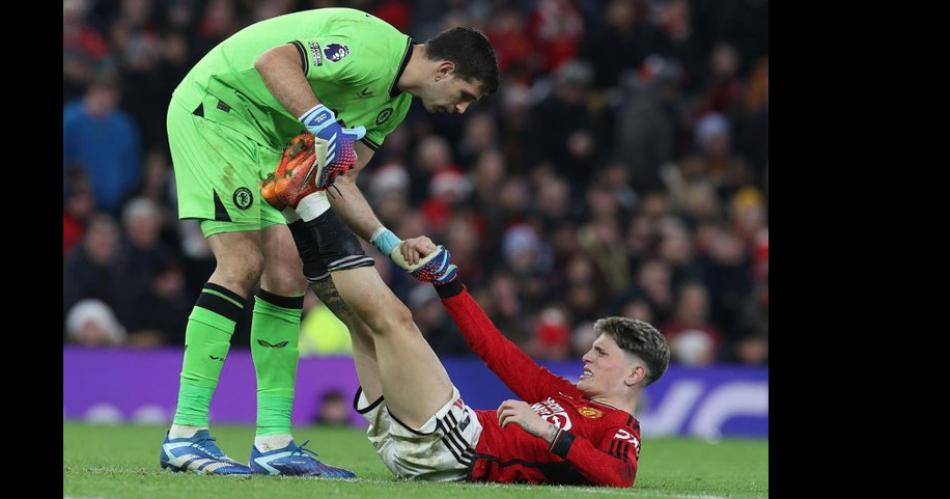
top-left (167, 98), bottom-right (286, 238)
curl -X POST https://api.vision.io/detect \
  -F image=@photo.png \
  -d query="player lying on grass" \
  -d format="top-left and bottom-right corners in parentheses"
top-left (330, 235), bottom-right (671, 487)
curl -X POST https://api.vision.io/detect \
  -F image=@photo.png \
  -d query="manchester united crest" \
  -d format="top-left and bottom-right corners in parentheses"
top-left (578, 406), bottom-right (603, 419)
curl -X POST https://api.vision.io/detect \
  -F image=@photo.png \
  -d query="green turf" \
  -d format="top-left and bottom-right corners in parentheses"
top-left (63, 422), bottom-right (767, 498)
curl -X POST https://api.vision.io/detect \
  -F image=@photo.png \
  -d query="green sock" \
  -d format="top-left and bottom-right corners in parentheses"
top-left (172, 283), bottom-right (246, 428)
top-left (251, 289), bottom-right (304, 437)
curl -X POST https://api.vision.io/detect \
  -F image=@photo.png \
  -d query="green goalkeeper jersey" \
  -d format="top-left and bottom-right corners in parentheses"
top-left (172, 7), bottom-right (414, 151)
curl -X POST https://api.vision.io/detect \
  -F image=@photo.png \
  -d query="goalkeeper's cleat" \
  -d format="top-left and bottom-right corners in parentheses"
top-left (159, 430), bottom-right (252, 475)
top-left (249, 439), bottom-right (356, 478)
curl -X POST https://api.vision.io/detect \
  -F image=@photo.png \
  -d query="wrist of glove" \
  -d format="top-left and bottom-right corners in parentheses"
top-left (371, 228), bottom-right (458, 285)
top-left (298, 104), bottom-right (338, 137)
top-left (394, 244), bottom-right (458, 285)
top-left (371, 227), bottom-right (402, 256)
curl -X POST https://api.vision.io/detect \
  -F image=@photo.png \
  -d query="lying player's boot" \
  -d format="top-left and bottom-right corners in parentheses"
top-left (159, 430), bottom-right (252, 475)
top-left (261, 132), bottom-right (318, 210)
top-left (249, 439), bottom-right (356, 478)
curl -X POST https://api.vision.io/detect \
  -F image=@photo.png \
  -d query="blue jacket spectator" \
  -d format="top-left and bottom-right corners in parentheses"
top-left (64, 73), bottom-right (141, 214)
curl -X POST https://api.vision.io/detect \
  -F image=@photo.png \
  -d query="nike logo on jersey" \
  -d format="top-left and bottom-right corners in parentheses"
top-left (358, 88), bottom-right (372, 97)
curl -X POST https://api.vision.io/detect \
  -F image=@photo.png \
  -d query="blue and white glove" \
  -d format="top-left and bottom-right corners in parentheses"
top-left (407, 246), bottom-right (458, 286)
top-left (371, 228), bottom-right (458, 286)
top-left (298, 104), bottom-right (367, 189)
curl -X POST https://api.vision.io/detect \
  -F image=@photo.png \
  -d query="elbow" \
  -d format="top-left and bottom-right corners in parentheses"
top-left (255, 46), bottom-right (286, 74)
top-left (617, 466), bottom-right (636, 488)
top-left (254, 50), bottom-right (272, 73)
top-left (603, 465), bottom-right (636, 488)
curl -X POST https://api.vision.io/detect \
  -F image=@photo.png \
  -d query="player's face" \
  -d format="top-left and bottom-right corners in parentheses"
top-left (577, 334), bottom-right (634, 397)
top-left (422, 73), bottom-right (482, 115)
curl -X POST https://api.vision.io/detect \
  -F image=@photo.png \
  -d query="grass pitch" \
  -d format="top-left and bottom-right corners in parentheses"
top-left (64, 422), bottom-right (767, 498)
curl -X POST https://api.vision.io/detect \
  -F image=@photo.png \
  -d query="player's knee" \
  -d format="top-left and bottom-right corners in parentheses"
top-left (261, 258), bottom-right (308, 296)
top-left (363, 296), bottom-right (415, 336)
top-left (216, 249), bottom-right (265, 290)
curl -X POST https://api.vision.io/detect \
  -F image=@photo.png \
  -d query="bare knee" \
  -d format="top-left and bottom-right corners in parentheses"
top-left (208, 235), bottom-right (265, 295)
top-left (216, 252), bottom-right (263, 291)
top-left (260, 224), bottom-right (308, 296)
top-left (359, 295), bottom-right (415, 337)
top-left (327, 267), bottom-right (417, 337)
top-left (261, 257), bottom-right (308, 296)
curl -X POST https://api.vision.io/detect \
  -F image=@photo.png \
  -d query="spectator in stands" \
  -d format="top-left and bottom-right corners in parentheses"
top-left (64, 215), bottom-right (123, 317)
top-left (123, 262), bottom-right (190, 346)
top-left (313, 390), bottom-right (352, 427)
top-left (64, 172), bottom-right (97, 256)
top-left (66, 299), bottom-right (127, 346)
top-left (63, 71), bottom-right (141, 214)
top-left (115, 198), bottom-right (176, 312)
top-left (662, 282), bottom-right (723, 366)
top-left (60, 1), bottom-right (768, 363)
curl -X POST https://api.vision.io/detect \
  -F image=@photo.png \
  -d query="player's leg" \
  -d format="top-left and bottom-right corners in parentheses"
top-left (284, 196), bottom-right (453, 428)
top-left (284, 209), bottom-right (383, 402)
top-left (161, 227), bottom-right (265, 474)
top-left (308, 276), bottom-right (383, 403)
top-left (284, 203), bottom-right (385, 401)
top-left (244, 165), bottom-right (355, 479)
top-left (161, 103), bottom-right (265, 475)
top-left (329, 266), bottom-right (455, 430)
top-left (251, 222), bottom-right (307, 452)
top-left (284, 216), bottom-right (402, 474)
top-left (273, 188), bottom-right (476, 480)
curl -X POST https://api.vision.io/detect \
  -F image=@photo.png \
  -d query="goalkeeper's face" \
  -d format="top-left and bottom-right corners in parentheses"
top-left (577, 334), bottom-right (646, 398)
top-left (421, 72), bottom-right (482, 115)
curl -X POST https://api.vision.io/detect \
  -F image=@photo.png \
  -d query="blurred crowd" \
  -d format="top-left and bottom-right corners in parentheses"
top-left (63, 0), bottom-right (768, 366)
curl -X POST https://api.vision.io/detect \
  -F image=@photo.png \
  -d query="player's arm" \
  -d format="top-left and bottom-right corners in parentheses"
top-left (256, 44), bottom-right (366, 189)
top-left (496, 400), bottom-right (640, 487)
top-left (329, 144), bottom-right (450, 275)
top-left (257, 45), bottom-right (412, 268)
top-left (255, 44), bottom-right (319, 117)
top-left (432, 278), bottom-right (580, 401)
top-left (496, 403), bottom-right (638, 487)
top-left (547, 425), bottom-right (639, 487)
top-left (324, 142), bottom-right (383, 242)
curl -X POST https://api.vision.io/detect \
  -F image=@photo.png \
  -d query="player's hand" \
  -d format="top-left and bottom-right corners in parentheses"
top-left (399, 236), bottom-right (438, 267)
top-left (496, 400), bottom-right (558, 443)
top-left (299, 104), bottom-right (366, 189)
top-left (390, 243), bottom-right (458, 286)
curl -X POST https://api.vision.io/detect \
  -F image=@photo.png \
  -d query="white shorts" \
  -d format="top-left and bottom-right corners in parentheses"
top-left (355, 386), bottom-right (483, 482)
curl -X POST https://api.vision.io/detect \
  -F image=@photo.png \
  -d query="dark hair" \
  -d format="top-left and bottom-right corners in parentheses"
top-left (424, 27), bottom-right (499, 95)
top-left (594, 317), bottom-right (670, 386)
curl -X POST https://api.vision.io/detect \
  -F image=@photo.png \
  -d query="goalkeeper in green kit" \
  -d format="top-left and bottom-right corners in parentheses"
top-left (161, 7), bottom-right (498, 477)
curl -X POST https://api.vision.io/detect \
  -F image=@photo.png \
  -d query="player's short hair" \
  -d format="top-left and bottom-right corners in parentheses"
top-left (424, 27), bottom-right (499, 96)
top-left (594, 317), bottom-right (670, 386)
